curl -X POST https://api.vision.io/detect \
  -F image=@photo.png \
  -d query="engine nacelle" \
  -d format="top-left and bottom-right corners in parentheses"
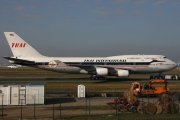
top-left (117, 70), bottom-right (129, 77)
top-left (96, 68), bottom-right (108, 76)
top-left (80, 69), bottom-right (88, 74)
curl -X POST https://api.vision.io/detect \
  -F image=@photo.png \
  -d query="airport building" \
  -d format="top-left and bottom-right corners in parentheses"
top-left (0, 82), bottom-right (46, 105)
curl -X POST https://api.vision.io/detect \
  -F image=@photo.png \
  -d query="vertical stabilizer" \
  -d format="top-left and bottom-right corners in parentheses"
top-left (4, 32), bottom-right (43, 57)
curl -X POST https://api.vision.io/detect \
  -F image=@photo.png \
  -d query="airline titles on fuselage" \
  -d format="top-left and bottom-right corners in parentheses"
top-left (84, 59), bottom-right (126, 62)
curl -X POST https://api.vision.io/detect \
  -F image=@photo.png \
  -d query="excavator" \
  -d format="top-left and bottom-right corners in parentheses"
top-left (130, 79), bottom-right (170, 97)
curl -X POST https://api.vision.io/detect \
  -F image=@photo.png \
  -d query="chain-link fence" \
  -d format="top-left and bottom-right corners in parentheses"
top-left (0, 93), bottom-right (180, 120)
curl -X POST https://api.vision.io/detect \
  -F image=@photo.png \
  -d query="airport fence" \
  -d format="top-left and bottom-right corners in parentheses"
top-left (0, 94), bottom-right (180, 120)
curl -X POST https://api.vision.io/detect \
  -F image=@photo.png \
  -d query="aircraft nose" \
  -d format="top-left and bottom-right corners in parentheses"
top-left (174, 63), bottom-right (178, 68)
top-left (171, 61), bottom-right (178, 69)
top-left (166, 59), bottom-right (178, 70)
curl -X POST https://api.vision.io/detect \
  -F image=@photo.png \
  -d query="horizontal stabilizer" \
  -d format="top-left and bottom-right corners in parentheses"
top-left (3, 57), bottom-right (35, 64)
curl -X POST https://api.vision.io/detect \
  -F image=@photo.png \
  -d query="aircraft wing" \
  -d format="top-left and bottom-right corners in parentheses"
top-left (71, 64), bottom-right (127, 70)
top-left (3, 57), bottom-right (35, 64)
top-left (70, 64), bottom-right (130, 76)
top-left (69, 64), bottom-right (121, 74)
top-left (70, 65), bottom-right (96, 72)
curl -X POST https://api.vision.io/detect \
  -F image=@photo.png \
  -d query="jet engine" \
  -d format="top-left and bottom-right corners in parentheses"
top-left (117, 69), bottom-right (129, 77)
top-left (96, 68), bottom-right (108, 76)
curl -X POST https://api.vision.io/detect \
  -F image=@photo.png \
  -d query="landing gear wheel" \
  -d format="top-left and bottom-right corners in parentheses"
top-left (99, 76), bottom-right (106, 80)
top-left (90, 75), bottom-right (106, 80)
top-left (90, 75), bottom-right (96, 80)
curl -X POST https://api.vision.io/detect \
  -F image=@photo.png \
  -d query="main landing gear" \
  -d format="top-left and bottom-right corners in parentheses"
top-left (90, 75), bottom-right (107, 80)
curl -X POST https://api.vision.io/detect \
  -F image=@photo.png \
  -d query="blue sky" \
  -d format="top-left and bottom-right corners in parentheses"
top-left (0, 0), bottom-right (180, 63)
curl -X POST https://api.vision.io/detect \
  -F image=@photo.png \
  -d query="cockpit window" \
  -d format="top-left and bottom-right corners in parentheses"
top-left (163, 57), bottom-right (167, 59)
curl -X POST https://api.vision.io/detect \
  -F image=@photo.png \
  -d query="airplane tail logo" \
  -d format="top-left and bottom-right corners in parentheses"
top-left (4, 32), bottom-right (43, 57)
top-left (12, 43), bottom-right (26, 48)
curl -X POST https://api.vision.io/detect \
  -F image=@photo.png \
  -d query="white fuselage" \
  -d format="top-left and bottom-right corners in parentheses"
top-left (21, 55), bottom-right (177, 75)
top-left (4, 32), bottom-right (177, 78)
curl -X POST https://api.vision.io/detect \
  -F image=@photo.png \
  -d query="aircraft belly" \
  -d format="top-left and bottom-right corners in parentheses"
top-left (38, 65), bottom-right (81, 74)
top-left (129, 67), bottom-right (162, 73)
top-left (54, 67), bottom-right (81, 74)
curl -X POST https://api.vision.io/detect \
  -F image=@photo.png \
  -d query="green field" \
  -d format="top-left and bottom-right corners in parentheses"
top-left (0, 67), bottom-right (180, 93)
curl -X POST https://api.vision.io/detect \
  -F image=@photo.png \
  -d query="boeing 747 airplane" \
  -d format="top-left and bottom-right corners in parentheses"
top-left (3, 32), bottom-right (177, 79)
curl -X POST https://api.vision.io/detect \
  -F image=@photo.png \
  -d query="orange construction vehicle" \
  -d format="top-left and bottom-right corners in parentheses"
top-left (130, 79), bottom-right (170, 96)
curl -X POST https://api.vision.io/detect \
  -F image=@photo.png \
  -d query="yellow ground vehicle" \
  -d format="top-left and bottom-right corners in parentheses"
top-left (130, 79), bottom-right (170, 96)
